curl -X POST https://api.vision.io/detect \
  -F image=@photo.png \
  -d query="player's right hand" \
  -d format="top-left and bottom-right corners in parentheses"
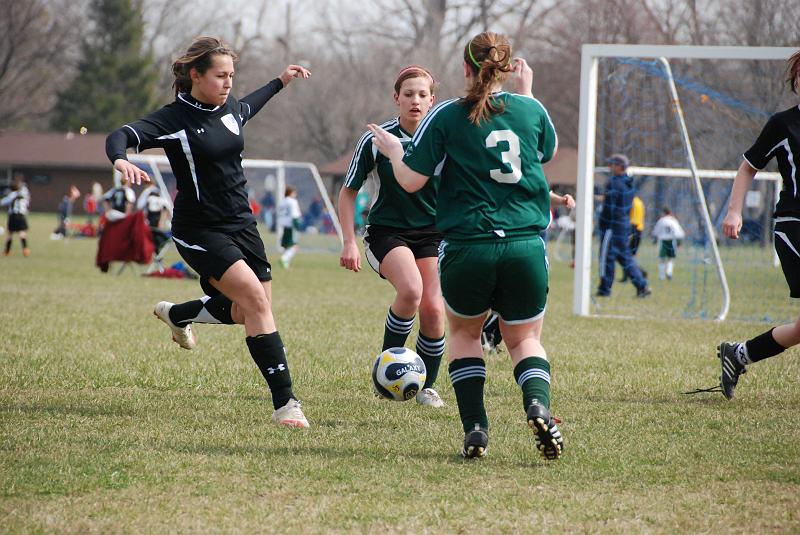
top-left (340, 240), bottom-right (361, 272)
top-left (511, 57), bottom-right (533, 97)
top-left (722, 211), bottom-right (742, 239)
top-left (114, 159), bottom-right (150, 185)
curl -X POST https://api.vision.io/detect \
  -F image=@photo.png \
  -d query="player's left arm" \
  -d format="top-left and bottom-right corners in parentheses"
top-left (240, 65), bottom-right (311, 122)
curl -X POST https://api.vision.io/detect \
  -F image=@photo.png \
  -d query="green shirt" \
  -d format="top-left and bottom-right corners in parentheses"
top-left (344, 118), bottom-right (440, 229)
top-left (403, 93), bottom-right (556, 241)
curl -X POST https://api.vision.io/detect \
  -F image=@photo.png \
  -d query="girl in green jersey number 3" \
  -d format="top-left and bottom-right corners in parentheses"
top-left (369, 32), bottom-right (565, 460)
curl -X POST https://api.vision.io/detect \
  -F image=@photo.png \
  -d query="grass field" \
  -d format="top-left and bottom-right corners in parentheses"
top-left (2, 214), bottom-right (799, 533)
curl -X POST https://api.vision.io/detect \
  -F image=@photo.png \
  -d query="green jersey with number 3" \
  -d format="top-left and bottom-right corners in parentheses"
top-left (403, 92), bottom-right (556, 241)
top-left (344, 118), bottom-right (440, 229)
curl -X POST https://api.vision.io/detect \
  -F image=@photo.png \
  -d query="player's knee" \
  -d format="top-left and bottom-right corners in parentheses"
top-left (236, 292), bottom-right (270, 319)
top-left (396, 282), bottom-right (423, 308)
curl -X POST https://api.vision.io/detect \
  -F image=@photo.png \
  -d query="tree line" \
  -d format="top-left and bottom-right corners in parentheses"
top-left (2, 0), bottom-right (798, 168)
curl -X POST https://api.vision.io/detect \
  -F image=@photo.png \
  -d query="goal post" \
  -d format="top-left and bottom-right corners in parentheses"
top-left (574, 44), bottom-right (796, 321)
top-left (115, 154), bottom-right (343, 249)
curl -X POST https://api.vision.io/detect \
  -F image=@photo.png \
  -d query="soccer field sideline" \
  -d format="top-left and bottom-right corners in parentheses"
top-left (1, 214), bottom-right (798, 533)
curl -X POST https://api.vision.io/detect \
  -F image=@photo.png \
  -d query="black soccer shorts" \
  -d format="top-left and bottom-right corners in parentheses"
top-left (363, 224), bottom-right (442, 276)
top-left (172, 222), bottom-right (272, 296)
top-left (774, 218), bottom-right (800, 298)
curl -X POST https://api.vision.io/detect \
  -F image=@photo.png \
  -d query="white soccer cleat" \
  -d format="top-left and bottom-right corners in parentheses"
top-left (416, 387), bottom-right (445, 408)
top-left (153, 301), bottom-right (196, 350)
top-left (272, 399), bottom-right (310, 428)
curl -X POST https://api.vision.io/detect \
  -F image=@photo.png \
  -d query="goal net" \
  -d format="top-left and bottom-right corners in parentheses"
top-left (116, 154), bottom-right (343, 255)
top-left (574, 45), bottom-right (796, 322)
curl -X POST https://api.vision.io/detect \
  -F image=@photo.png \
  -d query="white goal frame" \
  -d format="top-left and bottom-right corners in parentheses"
top-left (574, 44), bottom-right (796, 319)
top-left (115, 154), bottom-right (343, 243)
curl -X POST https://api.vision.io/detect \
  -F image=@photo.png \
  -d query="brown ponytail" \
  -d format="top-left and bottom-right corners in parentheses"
top-left (171, 36), bottom-right (239, 97)
top-left (787, 50), bottom-right (800, 94)
top-left (462, 32), bottom-right (513, 125)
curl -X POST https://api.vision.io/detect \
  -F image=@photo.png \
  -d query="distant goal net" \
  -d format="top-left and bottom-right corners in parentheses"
top-left (116, 154), bottom-right (343, 254)
top-left (574, 44), bottom-right (797, 322)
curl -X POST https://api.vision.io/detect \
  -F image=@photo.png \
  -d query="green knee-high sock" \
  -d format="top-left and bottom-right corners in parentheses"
top-left (383, 307), bottom-right (414, 350)
top-left (416, 333), bottom-right (444, 389)
top-left (448, 358), bottom-right (488, 432)
top-left (513, 357), bottom-right (551, 410)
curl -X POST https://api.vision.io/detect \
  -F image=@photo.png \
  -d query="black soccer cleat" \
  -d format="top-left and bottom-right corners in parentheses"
top-left (527, 400), bottom-right (564, 460)
top-left (718, 342), bottom-right (746, 400)
top-left (461, 424), bottom-right (489, 459)
top-left (636, 286), bottom-right (652, 298)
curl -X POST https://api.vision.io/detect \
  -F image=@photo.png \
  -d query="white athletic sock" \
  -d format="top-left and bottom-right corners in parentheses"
top-left (666, 260), bottom-right (674, 278)
top-left (658, 262), bottom-right (666, 280)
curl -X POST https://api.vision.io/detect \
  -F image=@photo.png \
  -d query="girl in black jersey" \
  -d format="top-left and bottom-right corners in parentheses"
top-left (106, 36), bottom-right (311, 427)
top-left (338, 66), bottom-right (446, 408)
top-left (717, 50), bottom-right (800, 400)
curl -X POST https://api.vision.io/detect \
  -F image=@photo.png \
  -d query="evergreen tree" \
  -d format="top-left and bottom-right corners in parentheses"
top-left (51, 0), bottom-right (156, 133)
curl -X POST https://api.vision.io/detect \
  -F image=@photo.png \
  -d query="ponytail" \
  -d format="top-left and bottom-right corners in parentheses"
top-left (462, 32), bottom-right (513, 125)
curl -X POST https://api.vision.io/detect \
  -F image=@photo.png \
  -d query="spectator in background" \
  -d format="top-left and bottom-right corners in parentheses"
top-left (305, 196), bottom-right (323, 230)
top-left (51, 184), bottom-right (81, 239)
top-left (1, 175), bottom-right (31, 257)
top-left (652, 207), bottom-right (685, 281)
top-left (260, 190), bottom-right (275, 231)
top-left (102, 180), bottom-right (136, 222)
top-left (596, 154), bottom-right (651, 298)
top-left (621, 194), bottom-right (647, 282)
top-left (277, 186), bottom-right (302, 268)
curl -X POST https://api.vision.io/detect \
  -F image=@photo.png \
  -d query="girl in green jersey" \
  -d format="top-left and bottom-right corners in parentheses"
top-left (368, 32), bottom-right (564, 460)
top-left (338, 66), bottom-right (447, 408)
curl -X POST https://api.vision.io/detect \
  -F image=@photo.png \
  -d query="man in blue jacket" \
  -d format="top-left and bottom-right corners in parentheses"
top-left (597, 154), bottom-right (651, 298)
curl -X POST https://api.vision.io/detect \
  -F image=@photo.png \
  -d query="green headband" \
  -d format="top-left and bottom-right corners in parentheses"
top-left (467, 42), bottom-right (481, 69)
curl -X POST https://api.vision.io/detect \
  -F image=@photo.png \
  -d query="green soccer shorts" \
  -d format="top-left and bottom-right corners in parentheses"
top-left (438, 236), bottom-right (549, 323)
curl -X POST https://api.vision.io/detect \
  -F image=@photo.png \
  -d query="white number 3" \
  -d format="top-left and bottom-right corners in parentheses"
top-left (485, 130), bottom-right (522, 183)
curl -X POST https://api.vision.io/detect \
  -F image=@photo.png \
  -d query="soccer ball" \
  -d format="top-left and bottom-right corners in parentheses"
top-left (371, 347), bottom-right (427, 401)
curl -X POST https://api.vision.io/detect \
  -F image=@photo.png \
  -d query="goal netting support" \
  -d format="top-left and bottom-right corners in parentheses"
top-left (115, 155), bottom-right (343, 253)
top-left (574, 44), bottom-right (796, 322)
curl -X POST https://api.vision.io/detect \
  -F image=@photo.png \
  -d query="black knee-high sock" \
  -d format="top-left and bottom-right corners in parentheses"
top-left (169, 295), bottom-right (235, 326)
top-left (448, 358), bottom-right (488, 432)
top-left (745, 328), bottom-right (786, 363)
top-left (21, 238), bottom-right (27, 249)
top-left (416, 333), bottom-right (444, 389)
top-left (4, 239), bottom-right (10, 254)
top-left (245, 332), bottom-right (295, 410)
top-left (383, 307), bottom-right (414, 350)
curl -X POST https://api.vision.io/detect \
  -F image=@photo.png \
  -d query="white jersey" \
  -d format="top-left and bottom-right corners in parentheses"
top-left (1, 186), bottom-right (30, 215)
top-left (277, 196), bottom-right (302, 228)
top-left (652, 215), bottom-right (685, 241)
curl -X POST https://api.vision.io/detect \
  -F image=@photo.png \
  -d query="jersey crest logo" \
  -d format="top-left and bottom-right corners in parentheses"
top-left (221, 113), bottom-right (240, 135)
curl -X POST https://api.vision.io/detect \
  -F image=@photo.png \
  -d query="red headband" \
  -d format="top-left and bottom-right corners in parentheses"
top-left (396, 65), bottom-right (435, 84)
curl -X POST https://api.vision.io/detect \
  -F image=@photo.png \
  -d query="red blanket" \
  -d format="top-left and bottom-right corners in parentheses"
top-left (96, 211), bottom-right (154, 272)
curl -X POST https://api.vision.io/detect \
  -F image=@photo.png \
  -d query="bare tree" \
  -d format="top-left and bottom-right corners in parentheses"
top-left (0, 0), bottom-right (85, 129)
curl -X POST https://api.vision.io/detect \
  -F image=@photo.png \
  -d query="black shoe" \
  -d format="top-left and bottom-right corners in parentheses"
top-left (527, 401), bottom-right (564, 460)
top-left (636, 286), bottom-right (652, 298)
top-left (595, 290), bottom-right (610, 297)
top-left (718, 342), bottom-right (746, 400)
top-left (461, 424), bottom-right (489, 458)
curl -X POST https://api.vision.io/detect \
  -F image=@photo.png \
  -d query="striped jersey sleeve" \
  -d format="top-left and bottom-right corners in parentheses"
top-left (343, 130), bottom-right (376, 190)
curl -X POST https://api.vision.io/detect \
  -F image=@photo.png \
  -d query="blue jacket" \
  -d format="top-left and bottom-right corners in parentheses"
top-left (598, 173), bottom-right (635, 237)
